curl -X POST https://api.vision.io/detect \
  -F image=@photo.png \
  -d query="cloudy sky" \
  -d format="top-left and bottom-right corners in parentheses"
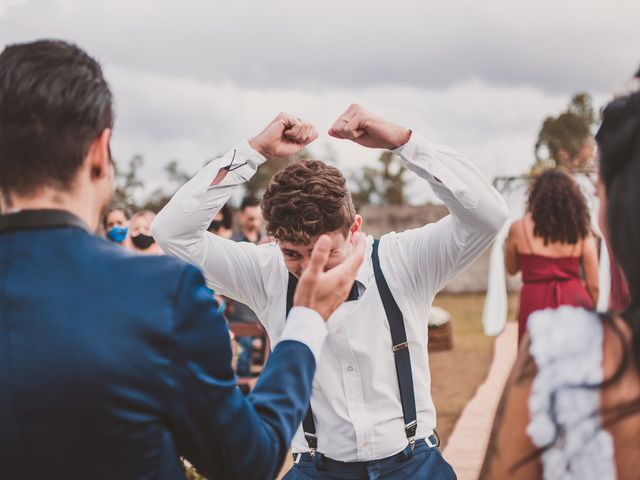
top-left (1, 0), bottom-right (639, 204)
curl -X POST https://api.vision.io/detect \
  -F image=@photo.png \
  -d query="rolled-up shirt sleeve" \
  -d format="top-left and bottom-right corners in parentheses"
top-left (151, 140), bottom-right (273, 311)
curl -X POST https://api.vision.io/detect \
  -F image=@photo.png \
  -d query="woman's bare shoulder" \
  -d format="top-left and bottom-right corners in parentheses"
top-left (507, 218), bottom-right (524, 240)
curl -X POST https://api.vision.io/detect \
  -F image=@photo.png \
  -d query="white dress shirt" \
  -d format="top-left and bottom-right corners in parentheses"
top-left (152, 132), bottom-right (509, 462)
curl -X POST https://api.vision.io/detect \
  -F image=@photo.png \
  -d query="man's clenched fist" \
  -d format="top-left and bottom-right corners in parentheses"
top-left (329, 104), bottom-right (411, 150)
top-left (249, 113), bottom-right (318, 160)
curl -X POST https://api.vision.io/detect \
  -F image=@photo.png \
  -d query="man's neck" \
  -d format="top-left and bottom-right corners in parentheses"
top-left (7, 189), bottom-right (98, 232)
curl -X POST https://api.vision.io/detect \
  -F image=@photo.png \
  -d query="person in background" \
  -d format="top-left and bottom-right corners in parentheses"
top-left (0, 38), bottom-right (366, 480)
top-left (229, 196), bottom-right (266, 377)
top-left (104, 206), bottom-right (130, 247)
top-left (128, 210), bottom-right (163, 255)
top-left (153, 104), bottom-right (508, 479)
top-left (232, 195), bottom-right (264, 243)
top-left (481, 68), bottom-right (640, 480)
top-left (205, 204), bottom-right (233, 311)
top-left (207, 203), bottom-right (233, 239)
top-left (504, 168), bottom-right (599, 343)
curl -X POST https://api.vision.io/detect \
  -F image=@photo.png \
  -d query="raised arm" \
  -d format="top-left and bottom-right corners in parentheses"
top-left (171, 234), bottom-right (365, 480)
top-left (152, 113), bottom-right (317, 308)
top-left (329, 104), bottom-right (509, 299)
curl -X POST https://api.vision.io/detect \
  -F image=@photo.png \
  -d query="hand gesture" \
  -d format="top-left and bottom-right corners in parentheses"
top-left (249, 113), bottom-right (318, 160)
top-left (293, 233), bottom-right (366, 320)
top-left (328, 104), bottom-right (411, 150)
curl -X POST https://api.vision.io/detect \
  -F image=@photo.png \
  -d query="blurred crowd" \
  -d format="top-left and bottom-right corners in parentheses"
top-left (103, 196), bottom-right (269, 379)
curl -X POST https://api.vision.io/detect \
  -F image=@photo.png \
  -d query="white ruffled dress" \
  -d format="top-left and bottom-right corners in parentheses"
top-left (527, 306), bottom-right (616, 479)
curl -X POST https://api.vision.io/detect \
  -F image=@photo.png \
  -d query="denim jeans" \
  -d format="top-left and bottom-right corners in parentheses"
top-left (282, 439), bottom-right (457, 480)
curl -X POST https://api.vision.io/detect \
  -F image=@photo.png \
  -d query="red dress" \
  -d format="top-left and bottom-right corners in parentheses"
top-left (517, 253), bottom-right (594, 342)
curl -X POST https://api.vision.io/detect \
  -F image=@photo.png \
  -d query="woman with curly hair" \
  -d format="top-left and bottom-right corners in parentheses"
top-left (481, 69), bottom-right (640, 480)
top-left (505, 168), bottom-right (599, 342)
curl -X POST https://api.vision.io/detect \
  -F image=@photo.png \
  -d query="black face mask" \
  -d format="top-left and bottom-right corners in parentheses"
top-left (131, 233), bottom-right (155, 250)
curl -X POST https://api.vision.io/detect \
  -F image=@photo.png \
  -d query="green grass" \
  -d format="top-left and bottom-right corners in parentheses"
top-left (430, 293), bottom-right (518, 447)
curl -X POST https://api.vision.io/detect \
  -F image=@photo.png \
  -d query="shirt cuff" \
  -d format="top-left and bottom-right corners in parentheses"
top-left (391, 131), bottom-right (436, 160)
top-left (237, 138), bottom-right (268, 165)
top-left (279, 306), bottom-right (328, 362)
top-left (207, 139), bottom-right (268, 189)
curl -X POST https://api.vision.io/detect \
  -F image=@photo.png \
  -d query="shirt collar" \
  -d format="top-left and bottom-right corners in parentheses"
top-left (354, 235), bottom-right (374, 291)
top-left (0, 209), bottom-right (89, 235)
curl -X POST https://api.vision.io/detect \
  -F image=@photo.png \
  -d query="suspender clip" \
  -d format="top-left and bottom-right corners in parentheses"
top-left (392, 341), bottom-right (408, 352)
top-left (304, 432), bottom-right (318, 456)
top-left (405, 420), bottom-right (418, 450)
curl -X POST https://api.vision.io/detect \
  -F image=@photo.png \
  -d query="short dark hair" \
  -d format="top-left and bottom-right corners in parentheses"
top-left (594, 68), bottom-right (640, 431)
top-left (527, 168), bottom-right (590, 245)
top-left (240, 196), bottom-right (261, 211)
top-left (207, 204), bottom-right (233, 232)
top-left (0, 39), bottom-right (113, 199)
top-left (102, 206), bottom-right (130, 229)
top-left (261, 160), bottom-right (356, 244)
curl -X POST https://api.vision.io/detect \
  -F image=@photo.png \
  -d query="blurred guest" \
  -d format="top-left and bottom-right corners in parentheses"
top-left (229, 196), bottom-right (264, 376)
top-left (207, 203), bottom-right (233, 239)
top-left (0, 38), bottom-right (363, 480)
top-left (482, 70), bottom-right (640, 479)
top-left (104, 206), bottom-right (130, 247)
top-left (128, 210), bottom-right (163, 255)
top-left (505, 169), bottom-right (599, 343)
top-left (232, 195), bottom-right (263, 243)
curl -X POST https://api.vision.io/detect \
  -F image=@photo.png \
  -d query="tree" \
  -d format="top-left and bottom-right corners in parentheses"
top-left (111, 156), bottom-right (195, 213)
top-left (533, 92), bottom-right (596, 173)
top-left (350, 151), bottom-right (407, 208)
top-left (112, 154), bottom-right (144, 212)
top-left (141, 160), bottom-right (193, 212)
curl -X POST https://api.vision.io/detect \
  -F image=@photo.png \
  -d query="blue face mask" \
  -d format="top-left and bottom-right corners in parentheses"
top-left (106, 226), bottom-right (128, 243)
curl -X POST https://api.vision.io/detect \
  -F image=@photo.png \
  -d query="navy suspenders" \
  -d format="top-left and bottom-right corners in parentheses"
top-left (285, 239), bottom-right (418, 457)
top-left (371, 240), bottom-right (418, 447)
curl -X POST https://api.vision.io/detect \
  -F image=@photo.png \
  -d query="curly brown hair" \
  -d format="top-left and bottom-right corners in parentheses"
top-left (527, 168), bottom-right (590, 245)
top-left (261, 160), bottom-right (356, 244)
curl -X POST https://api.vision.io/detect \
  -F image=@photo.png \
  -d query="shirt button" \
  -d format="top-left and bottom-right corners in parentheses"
top-left (335, 328), bottom-right (343, 335)
top-left (362, 441), bottom-right (370, 448)
top-left (347, 365), bottom-right (354, 372)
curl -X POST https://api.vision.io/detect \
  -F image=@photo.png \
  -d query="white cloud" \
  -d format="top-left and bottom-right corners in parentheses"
top-left (107, 66), bottom-right (576, 203)
top-left (0, 0), bottom-right (27, 17)
top-left (1, 0), bottom-right (639, 91)
top-left (1, 0), bottom-right (638, 204)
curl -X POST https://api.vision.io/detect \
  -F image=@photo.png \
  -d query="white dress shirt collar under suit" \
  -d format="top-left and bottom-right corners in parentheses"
top-left (152, 133), bottom-right (508, 462)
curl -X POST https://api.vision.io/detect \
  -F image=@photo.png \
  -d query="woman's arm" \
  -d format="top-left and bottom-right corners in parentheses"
top-left (582, 234), bottom-right (600, 306)
top-left (504, 220), bottom-right (521, 276)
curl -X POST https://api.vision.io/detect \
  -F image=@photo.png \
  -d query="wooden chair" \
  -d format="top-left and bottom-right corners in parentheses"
top-left (228, 322), bottom-right (270, 393)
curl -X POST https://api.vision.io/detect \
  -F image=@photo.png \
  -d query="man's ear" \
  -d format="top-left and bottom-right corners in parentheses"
top-left (88, 128), bottom-right (112, 179)
top-left (350, 215), bottom-right (363, 240)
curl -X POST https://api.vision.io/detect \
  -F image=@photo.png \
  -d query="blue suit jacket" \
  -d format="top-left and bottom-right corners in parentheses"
top-left (0, 210), bottom-right (315, 480)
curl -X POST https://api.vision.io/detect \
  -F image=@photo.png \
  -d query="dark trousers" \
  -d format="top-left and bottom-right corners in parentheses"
top-left (282, 439), bottom-right (457, 480)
